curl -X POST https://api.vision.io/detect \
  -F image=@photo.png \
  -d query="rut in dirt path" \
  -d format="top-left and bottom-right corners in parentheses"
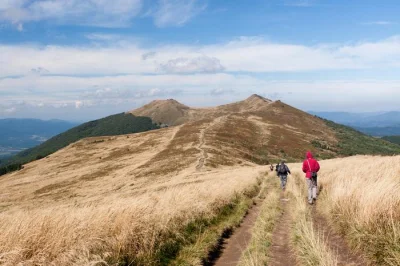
top-left (312, 207), bottom-right (367, 266)
top-left (268, 191), bottom-right (297, 266)
top-left (211, 200), bottom-right (263, 266)
top-left (196, 116), bottom-right (226, 171)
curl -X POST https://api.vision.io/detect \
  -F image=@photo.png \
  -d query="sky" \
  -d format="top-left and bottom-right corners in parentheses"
top-left (1, 0), bottom-right (400, 121)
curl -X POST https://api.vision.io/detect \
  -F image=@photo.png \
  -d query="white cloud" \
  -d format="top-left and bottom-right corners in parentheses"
top-left (210, 88), bottom-right (235, 96)
top-left (3, 36), bottom-right (400, 78)
top-left (147, 88), bottom-right (162, 96)
top-left (4, 107), bottom-right (17, 114)
top-left (52, 102), bottom-right (69, 108)
top-left (152, 0), bottom-right (206, 27)
top-left (82, 87), bottom-right (127, 99)
top-left (31, 67), bottom-right (50, 75)
top-left (75, 101), bottom-right (84, 109)
top-left (0, 0), bottom-right (206, 29)
top-left (142, 51), bottom-right (157, 60)
top-left (284, 0), bottom-right (314, 7)
top-left (158, 56), bottom-right (225, 73)
top-left (363, 21), bottom-right (396, 26)
top-left (0, 0), bottom-right (143, 28)
top-left (16, 22), bottom-right (23, 31)
top-left (2, 73), bottom-right (400, 109)
top-left (2, 36), bottom-right (400, 117)
top-left (85, 33), bottom-right (122, 41)
top-left (337, 36), bottom-right (400, 62)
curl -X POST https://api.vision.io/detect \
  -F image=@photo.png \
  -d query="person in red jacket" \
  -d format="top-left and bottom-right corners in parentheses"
top-left (302, 151), bottom-right (320, 204)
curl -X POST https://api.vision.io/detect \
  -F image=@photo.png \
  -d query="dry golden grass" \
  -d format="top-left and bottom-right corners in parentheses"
top-left (316, 155), bottom-right (400, 265)
top-left (3, 95), bottom-right (385, 265)
top-left (0, 118), bottom-right (271, 265)
top-left (287, 172), bottom-right (338, 266)
top-left (0, 165), bottom-right (264, 265)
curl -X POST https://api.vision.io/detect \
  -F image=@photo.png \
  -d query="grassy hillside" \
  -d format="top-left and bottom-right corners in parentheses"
top-left (321, 118), bottom-right (400, 156)
top-left (2, 113), bottom-right (159, 170)
top-left (382, 135), bottom-right (400, 145)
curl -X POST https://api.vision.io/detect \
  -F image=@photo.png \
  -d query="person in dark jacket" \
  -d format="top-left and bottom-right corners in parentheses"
top-left (302, 151), bottom-right (320, 204)
top-left (277, 160), bottom-right (291, 190)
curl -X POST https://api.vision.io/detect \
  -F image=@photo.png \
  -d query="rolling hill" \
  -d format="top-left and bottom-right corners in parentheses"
top-left (5, 95), bottom-right (400, 172)
top-left (1, 95), bottom-right (400, 265)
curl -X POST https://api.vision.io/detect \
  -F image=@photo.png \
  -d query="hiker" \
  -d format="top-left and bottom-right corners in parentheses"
top-left (302, 151), bottom-right (320, 205)
top-left (270, 164), bottom-right (274, 171)
top-left (277, 161), bottom-right (291, 190)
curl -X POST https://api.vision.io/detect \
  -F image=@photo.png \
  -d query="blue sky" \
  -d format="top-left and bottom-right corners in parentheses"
top-left (1, 0), bottom-right (400, 121)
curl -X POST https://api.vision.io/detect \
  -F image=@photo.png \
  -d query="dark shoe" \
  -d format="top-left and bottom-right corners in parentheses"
top-left (313, 197), bottom-right (317, 201)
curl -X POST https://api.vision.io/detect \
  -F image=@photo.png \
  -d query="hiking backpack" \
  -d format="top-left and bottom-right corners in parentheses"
top-left (278, 164), bottom-right (287, 175)
top-left (307, 159), bottom-right (318, 179)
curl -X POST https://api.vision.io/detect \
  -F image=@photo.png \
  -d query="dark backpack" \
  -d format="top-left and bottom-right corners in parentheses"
top-left (311, 172), bottom-right (318, 178)
top-left (307, 159), bottom-right (318, 179)
top-left (278, 164), bottom-right (287, 175)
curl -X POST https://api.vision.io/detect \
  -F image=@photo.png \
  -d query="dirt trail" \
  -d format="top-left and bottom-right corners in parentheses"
top-left (205, 174), bottom-right (368, 266)
top-left (212, 201), bottom-right (262, 266)
top-left (196, 126), bottom-right (209, 170)
top-left (196, 116), bottom-right (226, 171)
top-left (312, 207), bottom-right (367, 266)
top-left (268, 191), bottom-right (297, 266)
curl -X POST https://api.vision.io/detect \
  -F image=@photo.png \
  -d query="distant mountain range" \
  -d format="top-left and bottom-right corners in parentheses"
top-left (0, 119), bottom-right (77, 159)
top-left (309, 111), bottom-right (400, 136)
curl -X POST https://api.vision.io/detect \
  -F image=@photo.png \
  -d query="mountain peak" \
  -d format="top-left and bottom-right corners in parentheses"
top-left (148, 98), bottom-right (189, 108)
top-left (129, 98), bottom-right (189, 125)
top-left (245, 94), bottom-right (272, 103)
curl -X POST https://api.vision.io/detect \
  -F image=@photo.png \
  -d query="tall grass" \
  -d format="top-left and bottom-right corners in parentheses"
top-left (318, 155), bottom-right (400, 265)
top-left (288, 172), bottom-right (338, 266)
top-left (0, 171), bottom-right (261, 265)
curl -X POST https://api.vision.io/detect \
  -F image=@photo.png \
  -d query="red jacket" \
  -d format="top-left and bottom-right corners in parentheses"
top-left (302, 151), bottom-right (320, 179)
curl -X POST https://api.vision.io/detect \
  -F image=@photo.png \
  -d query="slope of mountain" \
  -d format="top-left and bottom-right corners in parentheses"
top-left (0, 118), bottom-right (77, 157)
top-left (1, 95), bottom-right (400, 264)
top-left (321, 119), bottom-right (400, 156)
top-left (2, 113), bottom-right (159, 169)
top-left (382, 135), bottom-right (400, 145)
top-left (130, 99), bottom-right (191, 125)
top-left (129, 94), bottom-right (274, 126)
top-left (5, 94), bottom-right (399, 173)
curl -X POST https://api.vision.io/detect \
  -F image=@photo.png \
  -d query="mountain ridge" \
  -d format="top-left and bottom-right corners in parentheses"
top-left (129, 94), bottom-right (274, 126)
top-left (3, 95), bottom-right (400, 177)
